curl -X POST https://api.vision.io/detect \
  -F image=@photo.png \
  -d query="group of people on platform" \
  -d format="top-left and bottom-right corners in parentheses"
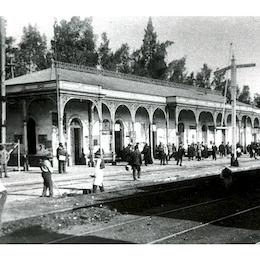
top-left (122, 142), bottom-right (153, 181)
top-left (33, 139), bottom-right (260, 198)
top-left (36, 139), bottom-right (260, 199)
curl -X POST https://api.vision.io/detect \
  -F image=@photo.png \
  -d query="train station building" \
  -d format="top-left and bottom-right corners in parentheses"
top-left (5, 62), bottom-right (260, 167)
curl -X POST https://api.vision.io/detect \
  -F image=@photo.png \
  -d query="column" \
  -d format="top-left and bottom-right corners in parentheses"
top-left (238, 119), bottom-right (241, 145)
top-left (0, 17), bottom-right (6, 144)
top-left (98, 100), bottom-right (103, 160)
top-left (196, 123), bottom-right (200, 144)
top-left (149, 122), bottom-right (154, 161)
top-left (88, 103), bottom-right (94, 167)
top-left (213, 125), bottom-right (216, 144)
top-left (175, 108), bottom-right (179, 149)
top-left (166, 106), bottom-right (169, 147)
top-left (22, 99), bottom-right (29, 170)
top-left (244, 117), bottom-right (247, 153)
top-left (131, 120), bottom-right (135, 145)
top-left (58, 103), bottom-right (64, 144)
top-left (111, 119), bottom-right (116, 164)
top-left (99, 119), bottom-right (103, 157)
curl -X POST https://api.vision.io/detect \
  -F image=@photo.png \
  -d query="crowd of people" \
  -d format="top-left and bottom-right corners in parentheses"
top-left (1, 139), bottom-right (260, 234)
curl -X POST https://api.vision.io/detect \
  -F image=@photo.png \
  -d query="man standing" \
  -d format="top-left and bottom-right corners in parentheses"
top-left (56, 143), bottom-right (67, 174)
top-left (212, 143), bottom-right (217, 160)
top-left (176, 143), bottom-right (185, 166)
top-left (219, 142), bottom-right (225, 158)
top-left (39, 156), bottom-right (54, 197)
top-left (130, 144), bottom-right (142, 181)
top-left (0, 178), bottom-right (7, 231)
top-left (141, 143), bottom-right (153, 166)
top-left (0, 145), bottom-right (9, 178)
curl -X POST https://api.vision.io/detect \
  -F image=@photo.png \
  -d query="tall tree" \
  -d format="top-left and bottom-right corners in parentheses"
top-left (212, 70), bottom-right (226, 92)
top-left (183, 71), bottom-right (195, 86)
top-left (113, 43), bottom-right (131, 73)
top-left (195, 63), bottom-right (212, 89)
top-left (254, 93), bottom-right (260, 108)
top-left (148, 41), bottom-right (172, 79)
top-left (140, 17), bottom-right (157, 75)
top-left (131, 17), bottom-right (173, 79)
top-left (167, 57), bottom-right (187, 83)
top-left (5, 36), bottom-right (18, 79)
top-left (97, 32), bottom-right (114, 70)
top-left (17, 24), bottom-right (49, 75)
top-left (52, 16), bottom-right (98, 67)
top-left (238, 85), bottom-right (251, 104)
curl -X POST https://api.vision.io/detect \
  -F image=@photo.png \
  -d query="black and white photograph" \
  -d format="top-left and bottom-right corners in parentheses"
top-left (1, 0), bottom-right (260, 257)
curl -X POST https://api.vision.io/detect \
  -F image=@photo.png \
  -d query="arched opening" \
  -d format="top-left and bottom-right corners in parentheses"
top-left (178, 123), bottom-right (184, 145)
top-left (202, 124), bottom-right (207, 144)
top-left (115, 120), bottom-right (124, 158)
top-left (27, 118), bottom-right (36, 154)
top-left (70, 118), bottom-right (83, 165)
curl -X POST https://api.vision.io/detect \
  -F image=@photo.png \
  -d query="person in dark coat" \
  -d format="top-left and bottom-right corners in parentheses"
top-left (176, 143), bottom-right (185, 166)
top-left (212, 143), bottom-right (217, 160)
top-left (158, 142), bottom-right (166, 165)
top-left (187, 144), bottom-right (192, 161)
top-left (124, 144), bottom-right (132, 164)
top-left (130, 145), bottom-right (142, 181)
top-left (219, 142), bottom-right (225, 158)
top-left (171, 143), bottom-right (177, 160)
top-left (204, 144), bottom-right (209, 158)
top-left (141, 143), bottom-right (153, 166)
top-left (56, 143), bottom-right (68, 174)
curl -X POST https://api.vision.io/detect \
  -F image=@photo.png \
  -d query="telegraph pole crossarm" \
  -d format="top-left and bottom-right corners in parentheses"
top-left (214, 66), bottom-right (231, 76)
top-left (214, 55), bottom-right (255, 167)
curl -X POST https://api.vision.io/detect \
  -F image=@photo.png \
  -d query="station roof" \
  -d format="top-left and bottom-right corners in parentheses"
top-left (5, 62), bottom-right (225, 103)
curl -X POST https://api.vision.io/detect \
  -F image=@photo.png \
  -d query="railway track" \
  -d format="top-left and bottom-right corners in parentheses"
top-left (3, 175), bottom-right (260, 244)
top-left (2, 157), bottom-right (260, 243)
top-left (46, 190), bottom-right (260, 244)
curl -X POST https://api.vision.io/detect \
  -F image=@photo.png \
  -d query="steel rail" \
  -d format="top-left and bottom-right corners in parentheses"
top-left (148, 203), bottom-right (260, 244)
top-left (47, 197), bottom-right (228, 244)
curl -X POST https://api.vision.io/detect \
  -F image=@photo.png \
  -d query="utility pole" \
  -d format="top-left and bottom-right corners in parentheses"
top-left (214, 54), bottom-right (255, 166)
top-left (53, 19), bottom-right (63, 144)
top-left (0, 16), bottom-right (6, 144)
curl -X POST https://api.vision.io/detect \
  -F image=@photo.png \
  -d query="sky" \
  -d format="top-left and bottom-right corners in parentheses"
top-left (2, 0), bottom-right (260, 98)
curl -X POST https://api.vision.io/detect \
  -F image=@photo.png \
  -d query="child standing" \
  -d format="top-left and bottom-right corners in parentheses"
top-left (93, 153), bottom-right (105, 193)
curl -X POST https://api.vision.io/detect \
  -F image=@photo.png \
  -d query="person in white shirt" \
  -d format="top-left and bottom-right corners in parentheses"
top-left (93, 153), bottom-right (105, 193)
top-left (0, 179), bottom-right (7, 230)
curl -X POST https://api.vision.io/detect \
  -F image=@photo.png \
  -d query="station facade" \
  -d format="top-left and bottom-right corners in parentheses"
top-left (5, 62), bottom-right (260, 167)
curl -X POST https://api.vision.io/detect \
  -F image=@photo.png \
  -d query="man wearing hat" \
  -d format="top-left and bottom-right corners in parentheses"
top-left (56, 143), bottom-right (67, 174)
top-left (39, 156), bottom-right (54, 197)
top-left (130, 144), bottom-right (142, 181)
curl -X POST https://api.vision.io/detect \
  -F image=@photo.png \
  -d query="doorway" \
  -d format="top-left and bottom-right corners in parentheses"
top-left (115, 120), bottom-right (123, 158)
top-left (70, 118), bottom-right (83, 165)
top-left (27, 118), bottom-right (36, 154)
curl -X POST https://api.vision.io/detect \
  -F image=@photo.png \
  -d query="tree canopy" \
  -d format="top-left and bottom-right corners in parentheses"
top-left (3, 16), bottom-right (257, 105)
top-left (52, 16), bottom-right (98, 67)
